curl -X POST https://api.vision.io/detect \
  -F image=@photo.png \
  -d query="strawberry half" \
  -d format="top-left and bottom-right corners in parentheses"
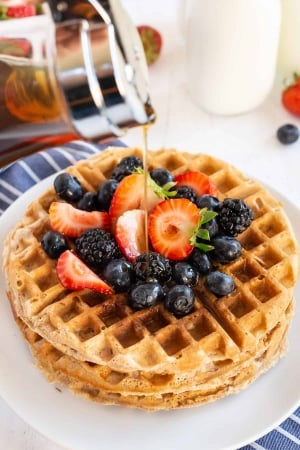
top-left (137, 25), bottom-right (162, 65)
top-left (115, 209), bottom-right (147, 262)
top-left (109, 173), bottom-right (144, 229)
top-left (49, 202), bottom-right (110, 238)
top-left (174, 171), bottom-right (218, 197)
top-left (148, 198), bottom-right (200, 260)
top-left (56, 250), bottom-right (113, 294)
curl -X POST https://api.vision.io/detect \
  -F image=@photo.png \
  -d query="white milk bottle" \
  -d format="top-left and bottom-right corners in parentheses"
top-left (183, 0), bottom-right (281, 115)
top-left (277, 0), bottom-right (300, 79)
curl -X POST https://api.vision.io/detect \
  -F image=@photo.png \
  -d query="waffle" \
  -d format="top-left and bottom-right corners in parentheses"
top-left (14, 300), bottom-right (292, 410)
top-left (3, 147), bottom-right (299, 394)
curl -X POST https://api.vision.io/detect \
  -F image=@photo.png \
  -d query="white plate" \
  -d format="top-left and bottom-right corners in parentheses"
top-left (0, 175), bottom-right (299, 450)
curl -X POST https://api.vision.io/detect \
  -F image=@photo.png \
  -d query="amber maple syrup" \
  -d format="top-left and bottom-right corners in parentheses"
top-left (142, 124), bottom-right (150, 255)
top-left (141, 101), bottom-right (156, 261)
top-left (0, 62), bottom-right (76, 167)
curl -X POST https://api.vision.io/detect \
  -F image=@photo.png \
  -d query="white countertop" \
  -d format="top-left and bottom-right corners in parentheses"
top-left (1, 0), bottom-right (300, 448)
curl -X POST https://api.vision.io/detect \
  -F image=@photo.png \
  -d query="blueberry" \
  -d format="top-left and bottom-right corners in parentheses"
top-left (77, 192), bottom-right (98, 211)
top-left (211, 236), bottom-right (242, 264)
top-left (54, 173), bottom-right (84, 202)
top-left (41, 230), bottom-right (69, 258)
top-left (277, 124), bottom-right (299, 145)
top-left (172, 262), bottom-right (199, 286)
top-left (129, 282), bottom-right (165, 310)
top-left (150, 168), bottom-right (174, 186)
top-left (97, 179), bottom-right (118, 211)
top-left (102, 259), bottom-right (133, 293)
top-left (188, 249), bottom-right (212, 274)
top-left (196, 194), bottom-right (220, 211)
top-left (205, 271), bottom-right (235, 297)
top-left (202, 217), bottom-right (219, 239)
top-left (164, 285), bottom-right (195, 317)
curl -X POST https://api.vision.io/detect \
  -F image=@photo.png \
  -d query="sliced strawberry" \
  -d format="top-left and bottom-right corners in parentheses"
top-left (115, 209), bottom-right (147, 262)
top-left (109, 173), bottom-right (145, 229)
top-left (6, 4), bottom-right (36, 18)
top-left (137, 25), bottom-right (162, 65)
top-left (56, 250), bottom-right (113, 294)
top-left (49, 202), bottom-right (110, 238)
top-left (148, 198), bottom-right (200, 260)
top-left (174, 171), bottom-right (218, 197)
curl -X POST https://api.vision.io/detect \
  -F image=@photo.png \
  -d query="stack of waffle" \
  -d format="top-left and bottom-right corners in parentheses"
top-left (3, 147), bottom-right (299, 410)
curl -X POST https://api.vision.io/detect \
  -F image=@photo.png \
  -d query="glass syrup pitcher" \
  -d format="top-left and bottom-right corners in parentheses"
top-left (0, 0), bottom-right (155, 166)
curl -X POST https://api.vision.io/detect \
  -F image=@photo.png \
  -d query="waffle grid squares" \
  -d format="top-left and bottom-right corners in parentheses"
top-left (4, 147), bottom-right (299, 378)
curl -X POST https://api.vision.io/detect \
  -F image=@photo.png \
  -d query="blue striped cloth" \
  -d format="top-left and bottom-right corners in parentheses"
top-left (0, 141), bottom-right (299, 449)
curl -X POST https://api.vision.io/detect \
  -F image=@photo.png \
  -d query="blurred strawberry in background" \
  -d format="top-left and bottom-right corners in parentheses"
top-left (137, 25), bottom-right (162, 65)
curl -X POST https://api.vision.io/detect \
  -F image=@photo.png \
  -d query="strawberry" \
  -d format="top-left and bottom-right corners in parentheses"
top-left (109, 171), bottom-right (171, 230)
top-left (56, 250), bottom-right (113, 294)
top-left (137, 25), bottom-right (162, 65)
top-left (148, 198), bottom-right (200, 260)
top-left (5, 4), bottom-right (36, 18)
top-left (282, 73), bottom-right (300, 116)
top-left (115, 209), bottom-right (147, 262)
top-left (174, 171), bottom-right (218, 197)
top-left (109, 173), bottom-right (145, 229)
top-left (49, 202), bottom-right (110, 238)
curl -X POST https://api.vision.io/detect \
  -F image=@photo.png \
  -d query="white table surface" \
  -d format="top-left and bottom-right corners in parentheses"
top-left (1, 1), bottom-right (300, 449)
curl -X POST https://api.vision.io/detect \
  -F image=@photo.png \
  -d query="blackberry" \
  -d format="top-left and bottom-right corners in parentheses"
top-left (75, 228), bottom-right (121, 269)
top-left (111, 156), bottom-right (143, 182)
top-left (134, 252), bottom-right (172, 283)
top-left (217, 198), bottom-right (254, 236)
top-left (173, 185), bottom-right (197, 203)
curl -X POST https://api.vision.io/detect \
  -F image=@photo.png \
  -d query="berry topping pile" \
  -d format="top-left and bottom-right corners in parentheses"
top-left (41, 155), bottom-right (254, 317)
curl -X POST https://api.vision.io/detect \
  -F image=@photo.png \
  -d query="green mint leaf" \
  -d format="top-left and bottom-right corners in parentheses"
top-left (194, 242), bottom-right (215, 252)
top-left (197, 228), bottom-right (210, 241)
top-left (199, 208), bottom-right (218, 225)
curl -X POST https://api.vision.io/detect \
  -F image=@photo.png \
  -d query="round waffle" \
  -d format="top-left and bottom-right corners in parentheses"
top-left (15, 302), bottom-right (292, 410)
top-left (3, 147), bottom-right (299, 383)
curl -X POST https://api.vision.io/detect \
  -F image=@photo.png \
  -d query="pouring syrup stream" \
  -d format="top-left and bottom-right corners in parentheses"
top-left (142, 124), bottom-right (150, 255)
